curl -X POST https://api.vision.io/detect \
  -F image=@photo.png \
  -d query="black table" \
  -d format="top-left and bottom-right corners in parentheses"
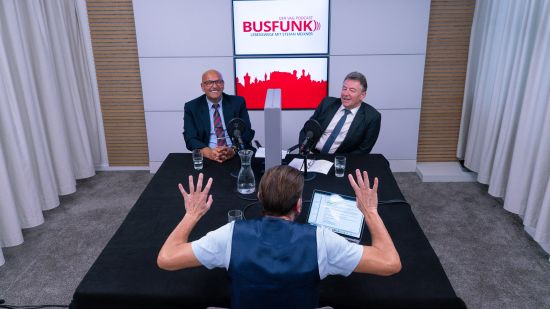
top-left (70, 153), bottom-right (465, 309)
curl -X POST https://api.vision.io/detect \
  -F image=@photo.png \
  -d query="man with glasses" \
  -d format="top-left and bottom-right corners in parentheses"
top-left (183, 69), bottom-right (255, 163)
top-left (299, 71), bottom-right (381, 154)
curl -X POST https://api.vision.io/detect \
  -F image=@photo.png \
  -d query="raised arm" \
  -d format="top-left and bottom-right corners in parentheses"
top-left (348, 169), bottom-right (401, 276)
top-left (157, 173), bottom-right (213, 271)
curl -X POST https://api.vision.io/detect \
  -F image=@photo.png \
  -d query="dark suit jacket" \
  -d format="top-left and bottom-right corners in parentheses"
top-left (183, 93), bottom-right (255, 150)
top-left (299, 97), bottom-right (381, 154)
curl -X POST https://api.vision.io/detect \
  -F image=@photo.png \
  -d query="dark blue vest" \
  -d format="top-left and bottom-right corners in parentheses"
top-left (229, 217), bottom-right (320, 309)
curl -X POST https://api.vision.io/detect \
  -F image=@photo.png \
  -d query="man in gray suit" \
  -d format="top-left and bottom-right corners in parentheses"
top-left (299, 71), bottom-right (381, 154)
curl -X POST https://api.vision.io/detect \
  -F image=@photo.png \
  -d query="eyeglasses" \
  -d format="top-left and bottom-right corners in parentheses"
top-left (202, 80), bottom-right (225, 87)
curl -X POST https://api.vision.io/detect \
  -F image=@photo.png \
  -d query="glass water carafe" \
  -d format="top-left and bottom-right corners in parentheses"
top-left (237, 149), bottom-right (255, 194)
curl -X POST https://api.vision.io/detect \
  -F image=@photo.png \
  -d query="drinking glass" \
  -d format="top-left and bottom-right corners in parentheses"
top-left (192, 149), bottom-right (203, 170)
top-left (334, 156), bottom-right (346, 178)
top-left (228, 209), bottom-right (243, 222)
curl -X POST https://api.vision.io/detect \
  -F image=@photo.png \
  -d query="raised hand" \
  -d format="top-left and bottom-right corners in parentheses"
top-left (178, 173), bottom-right (213, 219)
top-left (348, 169), bottom-right (401, 276)
top-left (157, 173), bottom-right (214, 271)
top-left (348, 169), bottom-right (379, 215)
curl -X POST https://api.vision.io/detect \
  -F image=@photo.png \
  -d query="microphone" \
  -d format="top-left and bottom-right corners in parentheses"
top-left (228, 118), bottom-right (246, 150)
top-left (298, 119), bottom-right (322, 155)
top-left (299, 131), bottom-right (314, 153)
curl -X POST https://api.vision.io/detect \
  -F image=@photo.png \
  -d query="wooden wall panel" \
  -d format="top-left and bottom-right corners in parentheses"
top-left (87, 0), bottom-right (148, 166)
top-left (418, 0), bottom-right (475, 162)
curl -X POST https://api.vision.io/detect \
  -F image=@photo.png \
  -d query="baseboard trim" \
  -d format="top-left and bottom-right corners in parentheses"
top-left (416, 162), bottom-right (477, 182)
top-left (149, 161), bottom-right (162, 173)
top-left (95, 165), bottom-right (150, 171)
top-left (388, 160), bottom-right (417, 172)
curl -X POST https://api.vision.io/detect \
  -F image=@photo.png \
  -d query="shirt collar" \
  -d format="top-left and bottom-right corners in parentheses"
top-left (206, 96), bottom-right (223, 109)
top-left (338, 102), bottom-right (361, 115)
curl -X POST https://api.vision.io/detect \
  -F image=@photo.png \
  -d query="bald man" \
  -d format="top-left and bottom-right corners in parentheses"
top-left (183, 70), bottom-right (255, 163)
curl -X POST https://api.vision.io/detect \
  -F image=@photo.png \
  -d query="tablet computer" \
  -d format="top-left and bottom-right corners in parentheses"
top-left (307, 190), bottom-right (364, 243)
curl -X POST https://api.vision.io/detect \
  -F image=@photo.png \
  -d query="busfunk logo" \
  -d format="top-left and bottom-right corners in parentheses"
top-left (243, 20), bottom-right (321, 32)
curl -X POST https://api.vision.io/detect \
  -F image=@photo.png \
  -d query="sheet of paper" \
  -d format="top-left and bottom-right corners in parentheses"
top-left (288, 158), bottom-right (333, 175)
top-left (254, 147), bottom-right (288, 159)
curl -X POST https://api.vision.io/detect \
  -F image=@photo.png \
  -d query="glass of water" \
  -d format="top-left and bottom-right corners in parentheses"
top-left (192, 149), bottom-right (203, 170)
top-left (334, 156), bottom-right (346, 178)
top-left (228, 209), bottom-right (243, 222)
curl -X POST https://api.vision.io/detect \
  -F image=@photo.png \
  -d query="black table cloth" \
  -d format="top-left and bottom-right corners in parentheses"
top-left (70, 153), bottom-right (465, 309)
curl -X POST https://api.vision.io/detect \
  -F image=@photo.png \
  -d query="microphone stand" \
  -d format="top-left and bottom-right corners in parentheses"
top-left (230, 138), bottom-right (243, 178)
top-left (301, 146), bottom-right (316, 182)
top-left (227, 118), bottom-right (247, 178)
top-left (296, 119), bottom-right (321, 181)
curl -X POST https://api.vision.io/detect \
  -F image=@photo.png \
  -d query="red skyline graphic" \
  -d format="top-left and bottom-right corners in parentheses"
top-left (236, 69), bottom-right (327, 109)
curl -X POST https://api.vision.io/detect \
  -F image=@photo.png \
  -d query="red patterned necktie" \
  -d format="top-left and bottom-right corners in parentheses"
top-left (212, 104), bottom-right (226, 146)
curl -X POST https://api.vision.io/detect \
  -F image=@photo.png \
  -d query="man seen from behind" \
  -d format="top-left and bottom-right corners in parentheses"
top-left (157, 165), bottom-right (401, 309)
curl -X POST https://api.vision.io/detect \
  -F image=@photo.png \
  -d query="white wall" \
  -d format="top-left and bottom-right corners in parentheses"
top-left (134, 0), bottom-right (431, 172)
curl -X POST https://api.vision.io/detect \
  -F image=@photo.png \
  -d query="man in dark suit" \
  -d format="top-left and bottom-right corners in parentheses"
top-left (299, 71), bottom-right (381, 154)
top-left (183, 69), bottom-right (254, 163)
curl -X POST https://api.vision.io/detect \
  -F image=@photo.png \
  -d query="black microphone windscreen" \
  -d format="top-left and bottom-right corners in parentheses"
top-left (228, 118), bottom-right (245, 138)
top-left (303, 119), bottom-right (322, 141)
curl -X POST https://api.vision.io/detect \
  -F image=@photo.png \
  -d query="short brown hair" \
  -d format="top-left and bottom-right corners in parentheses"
top-left (344, 71), bottom-right (368, 92)
top-left (258, 165), bottom-right (304, 216)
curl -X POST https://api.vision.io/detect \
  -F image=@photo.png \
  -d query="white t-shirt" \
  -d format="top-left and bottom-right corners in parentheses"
top-left (191, 221), bottom-right (363, 279)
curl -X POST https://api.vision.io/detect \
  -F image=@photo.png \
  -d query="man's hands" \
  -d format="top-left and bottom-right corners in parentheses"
top-left (179, 173), bottom-right (213, 220)
top-left (157, 173), bottom-right (214, 271)
top-left (348, 169), bottom-right (379, 215)
top-left (201, 146), bottom-right (236, 163)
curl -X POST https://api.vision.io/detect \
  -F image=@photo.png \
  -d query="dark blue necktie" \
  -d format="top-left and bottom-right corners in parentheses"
top-left (321, 109), bottom-right (351, 153)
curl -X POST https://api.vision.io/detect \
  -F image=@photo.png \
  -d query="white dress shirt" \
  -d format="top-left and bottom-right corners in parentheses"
top-left (315, 104), bottom-right (360, 153)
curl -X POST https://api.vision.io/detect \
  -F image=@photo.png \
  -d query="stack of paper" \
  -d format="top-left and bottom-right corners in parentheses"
top-left (287, 158), bottom-right (333, 175)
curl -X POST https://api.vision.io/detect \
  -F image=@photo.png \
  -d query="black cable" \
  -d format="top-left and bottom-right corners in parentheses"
top-left (242, 201), bottom-right (260, 220)
top-left (378, 199), bottom-right (408, 205)
top-left (235, 193), bottom-right (258, 201)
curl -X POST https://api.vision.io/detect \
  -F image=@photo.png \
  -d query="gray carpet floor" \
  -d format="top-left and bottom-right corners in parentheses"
top-left (0, 171), bottom-right (548, 308)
